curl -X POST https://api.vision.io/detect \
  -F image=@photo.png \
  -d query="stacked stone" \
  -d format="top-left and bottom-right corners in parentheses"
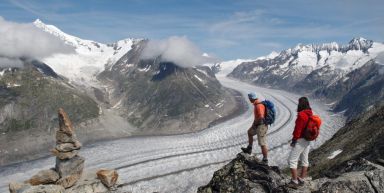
top-left (10, 108), bottom-right (120, 193)
top-left (52, 108), bottom-right (85, 188)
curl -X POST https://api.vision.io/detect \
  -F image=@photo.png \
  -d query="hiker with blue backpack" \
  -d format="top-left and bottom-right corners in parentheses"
top-left (241, 92), bottom-right (275, 165)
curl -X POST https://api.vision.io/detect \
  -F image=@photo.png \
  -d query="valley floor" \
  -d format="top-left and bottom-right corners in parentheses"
top-left (0, 76), bottom-right (345, 193)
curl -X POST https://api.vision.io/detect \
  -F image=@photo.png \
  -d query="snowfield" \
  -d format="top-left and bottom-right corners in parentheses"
top-left (0, 74), bottom-right (345, 193)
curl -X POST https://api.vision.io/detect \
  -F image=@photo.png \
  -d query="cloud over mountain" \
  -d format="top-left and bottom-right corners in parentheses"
top-left (0, 16), bottom-right (74, 67)
top-left (140, 36), bottom-right (219, 68)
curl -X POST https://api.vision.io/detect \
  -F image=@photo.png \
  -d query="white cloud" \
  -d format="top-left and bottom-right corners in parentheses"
top-left (376, 52), bottom-right (384, 65)
top-left (0, 57), bottom-right (23, 68)
top-left (377, 52), bottom-right (384, 75)
top-left (0, 16), bottom-right (74, 67)
top-left (140, 36), bottom-right (219, 67)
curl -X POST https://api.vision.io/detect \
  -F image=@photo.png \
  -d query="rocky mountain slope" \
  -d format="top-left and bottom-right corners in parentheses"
top-left (98, 40), bottom-right (240, 134)
top-left (228, 38), bottom-right (384, 120)
top-left (198, 153), bottom-right (384, 193)
top-left (34, 19), bottom-right (241, 134)
top-left (309, 102), bottom-right (384, 179)
top-left (0, 59), bottom-right (100, 165)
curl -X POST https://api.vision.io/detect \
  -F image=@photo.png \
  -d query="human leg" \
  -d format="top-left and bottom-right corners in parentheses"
top-left (242, 122), bottom-right (257, 154)
top-left (288, 139), bottom-right (306, 180)
top-left (299, 140), bottom-right (310, 179)
top-left (256, 124), bottom-right (268, 160)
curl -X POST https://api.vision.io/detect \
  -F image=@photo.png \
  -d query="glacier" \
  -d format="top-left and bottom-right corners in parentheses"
top-left (0, 74), bottom-right (345, 193)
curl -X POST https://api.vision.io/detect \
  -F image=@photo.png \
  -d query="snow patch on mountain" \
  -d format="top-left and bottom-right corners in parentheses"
top-left (216, 59), bottom-right (255, 76)
top-left (33, 19), bottom-right (138, 87)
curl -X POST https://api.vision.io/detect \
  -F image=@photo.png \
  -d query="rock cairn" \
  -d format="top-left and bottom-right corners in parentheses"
top-left (52, 108), bottom-right (85, 188)
top-left (9, 108), bottom-right (120, 193)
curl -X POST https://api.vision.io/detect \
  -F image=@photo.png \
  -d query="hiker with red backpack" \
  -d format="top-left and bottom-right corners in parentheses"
top-left (287, 97), bottom-right (321, 189)
top-left (241, 92), bottom-right (276, 165)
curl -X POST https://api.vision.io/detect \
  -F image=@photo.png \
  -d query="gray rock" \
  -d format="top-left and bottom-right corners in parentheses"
top-left (55, 155), bottom-right (85, 177)
top-left (55, 142), bottom-right (81, 152)
top-left (52, 149), bottom-right (79, 160)
top-left (11, 184), bottom-right (65, 193)
top-left (56, 173), bottom-right (82, 189)
top-left (58, 108), bottom-right (75, 136)
top-left (197, 153), bottom-right (286, 193)
top-left (56, 130), bottom-right (78, 144)
top-left (365, 170), bottom-right (384, 193)
top-left (65, 176), bottom-right (109, 193)
top-left (9, 182), bottom-right (30, 193)
top-left (28, 169), bottom-right (59, 185)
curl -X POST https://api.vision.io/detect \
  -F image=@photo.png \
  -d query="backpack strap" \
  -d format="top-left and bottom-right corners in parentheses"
top-left (302, 114), bottom-right (312, 138)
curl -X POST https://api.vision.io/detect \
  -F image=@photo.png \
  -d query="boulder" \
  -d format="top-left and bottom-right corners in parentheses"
top-left (96, 169), bottom-right (119, 188)
top-left (28, 169), bottom-right (60, 185)
top-left (51, 149), bottom-right (79, 160)
top-left (55, 155), bottom-right (84, 177)
top-left (197, 153), bottom-right (286, 193)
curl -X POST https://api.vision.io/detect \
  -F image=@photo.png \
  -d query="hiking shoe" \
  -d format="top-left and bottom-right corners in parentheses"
top-left (298, 177), bottom-right (305, 186)
top-left (241, 146), bottom-right (252, 154)
top-left (262, 158), bottom-right (269, 165)
top-left (286, 180), bottom-right (299, 189)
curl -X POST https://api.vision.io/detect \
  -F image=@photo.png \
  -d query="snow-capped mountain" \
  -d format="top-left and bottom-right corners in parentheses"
top-left (97, 40), bottom-right (240, 134)
top-left (33, 19), bottom-right (140, 86)
top-left (228, 37), bottom-right (384, 119)
top-left (229, 37), bottom-right (384, 89)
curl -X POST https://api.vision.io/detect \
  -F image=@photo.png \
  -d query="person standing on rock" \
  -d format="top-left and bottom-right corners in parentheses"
top-left (241, 92), bottom-right (269, 164)
top-left (287, 97), bottom-right (313, 189)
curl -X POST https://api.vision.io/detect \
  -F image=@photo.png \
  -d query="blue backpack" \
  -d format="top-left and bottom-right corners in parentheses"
top-left (261, 100), bottom-right (276, 125)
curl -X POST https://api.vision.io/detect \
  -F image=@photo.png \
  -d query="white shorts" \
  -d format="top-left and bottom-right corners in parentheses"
top-left (288, 138), bottom-right (310, 168)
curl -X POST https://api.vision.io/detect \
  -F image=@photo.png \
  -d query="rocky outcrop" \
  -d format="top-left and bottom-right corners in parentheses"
top-left (9, 109), bottom-right (120, 193)
top-left (198, 153), bottom-right (287, 193)
top-left (198, 153), bottom-right (384, 193)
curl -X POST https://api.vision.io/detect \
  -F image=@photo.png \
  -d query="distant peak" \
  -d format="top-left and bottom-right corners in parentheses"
top-left (350, 37), bottom-right (367, 42)
top-left (348, 37), bottom-right (373, 51)
top-left (33, 19), bottom-right (44, 25)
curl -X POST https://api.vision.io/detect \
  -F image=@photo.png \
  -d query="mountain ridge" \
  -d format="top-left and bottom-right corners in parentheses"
top-left (228, 37), bottom-right (384, 119)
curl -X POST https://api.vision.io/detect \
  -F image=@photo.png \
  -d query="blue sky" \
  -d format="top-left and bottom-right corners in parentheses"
top-left (1, 0), bottom-right (383, 60)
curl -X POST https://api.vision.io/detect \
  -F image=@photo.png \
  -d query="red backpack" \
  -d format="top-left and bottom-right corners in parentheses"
top-left (303, 115), bottom-right (322, 141)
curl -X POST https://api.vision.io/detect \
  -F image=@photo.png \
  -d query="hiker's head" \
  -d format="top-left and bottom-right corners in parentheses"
top-left (297, 97), bottom-right (311, 112)
top-left (248, 92), bottom-right (257, 102)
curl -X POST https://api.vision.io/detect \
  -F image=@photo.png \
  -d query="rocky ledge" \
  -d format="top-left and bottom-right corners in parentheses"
top-left (198, 153), bottom-right (384, 193)
top-left (9, 109), bottom-right (120, 193)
